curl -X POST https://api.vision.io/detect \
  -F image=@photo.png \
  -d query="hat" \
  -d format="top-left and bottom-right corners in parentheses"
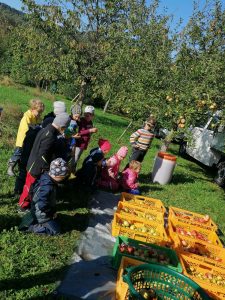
top-left (53, 112), bottom-right (70, 128)
top-left (117, 146), bottom-right (128, 158)
top-left (53, 101), bottom-right (66, 115)
top-left (64, 123), bottom-right (77, 138)
top-left (92, 152), bottom-right (104, 163)
top-left (71, 104), bottom-right (82, 115)
top-left (98, 139), bottom-right (111, 152)
top-left (49, 158), bottom-right (69, 177)
top-left (84, 105), bottom-right (95, 114)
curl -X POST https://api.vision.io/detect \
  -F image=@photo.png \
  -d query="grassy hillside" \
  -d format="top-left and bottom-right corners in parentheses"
top-left (0, 2), bottom-right (24, 28)
top-left (0, 84), bottom-right (224, 299)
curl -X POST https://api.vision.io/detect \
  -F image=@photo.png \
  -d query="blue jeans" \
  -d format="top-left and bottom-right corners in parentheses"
top-left (10, 147), bottom-right (22, 163)
top-left (127, 189), bottom-right (140, 195)
top-left (28, 220), bottom-right (60, 236)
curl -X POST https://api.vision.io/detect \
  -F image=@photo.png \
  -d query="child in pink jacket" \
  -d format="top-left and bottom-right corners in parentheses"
top-left (121, 160), bottom-right (141, 195)
top-left (98, 146), bottom-right (128, 192)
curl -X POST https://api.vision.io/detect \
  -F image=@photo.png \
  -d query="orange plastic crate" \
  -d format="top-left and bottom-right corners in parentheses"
top-left (206, 290), bottom-right (225, 300)
top-left (115, 256), bottom-right (144, 300)
top-left (169, 206), bottom-right (218, 232)
top-left (112, 213), bottom-right (171, 246)
top-left (174, 234), bottom-right (225, 270)
top-left (120, 192), bottom-right (166, 213)
top-left (168, 219), bottom-right (222, 247)
top-left (116, 201), bottom-right (164, 225)
top-left (180, 253), bottom-right (225, 295)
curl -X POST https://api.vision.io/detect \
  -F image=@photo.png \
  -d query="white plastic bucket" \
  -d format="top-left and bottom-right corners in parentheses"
top-left (152, 152), bottom-right (177, 185)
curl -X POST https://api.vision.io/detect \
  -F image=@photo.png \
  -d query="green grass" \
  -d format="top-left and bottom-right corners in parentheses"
top-left (0, 84), bottom-right (224, 299)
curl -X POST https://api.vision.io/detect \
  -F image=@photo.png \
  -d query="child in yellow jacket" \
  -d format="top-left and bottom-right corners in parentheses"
top-left (7, 99), bottom-right (44, 176)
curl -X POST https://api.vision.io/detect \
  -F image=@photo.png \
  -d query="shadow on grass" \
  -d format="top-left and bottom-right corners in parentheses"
top-left (0, 214), bottom-right (21, 232)
top-left (56, 179), bottom-right (91, 212)
top-left (178, 154), bottom-right (216, 179)
top-left (140, 185), bottom-right (163, 194)
top-left (28, 295), bottom-right (69, 299)
top-left (0, 192), bottom-right (16, 200)
top-left (171, 173), bottom-right (196, 185)
top-left (0, 265), bottom-right (68, 293)
top-left (59, 213), bottom-right (89, 233)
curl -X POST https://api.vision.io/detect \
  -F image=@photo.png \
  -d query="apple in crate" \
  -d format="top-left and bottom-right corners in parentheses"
top-left (127, 245), bottom-right (135, 254)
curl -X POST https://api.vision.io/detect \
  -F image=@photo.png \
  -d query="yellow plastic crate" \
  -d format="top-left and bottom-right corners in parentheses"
top-left (112, 213), bottom-right (171, 246)
top-left (169, 206), bottom-right (218, 232)
top-left (206, 290), bottom-right (225, 300)
top-left (180, 253), bottom-right (225, 295)
top-left (120, 192), bottom-right (166, 213)
top-left (173, 234), bottom-right (225, 270)
top-left (116, 201), bottom-right (164, 225)
top-left (115, 256), bottom-right (144, 300)
top-left (168, 219), bottom-right (222, 247)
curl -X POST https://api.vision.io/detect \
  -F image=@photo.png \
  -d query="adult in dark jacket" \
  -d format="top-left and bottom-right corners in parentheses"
top-left (18, 112), bottom-right (70, 210)
top-left (19, 158), bottom-right (70, 235)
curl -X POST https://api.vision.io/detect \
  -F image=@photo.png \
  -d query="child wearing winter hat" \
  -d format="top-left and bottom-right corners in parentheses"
top-left (42, 101), bottom-right (66, 128)
top-left (19, 158), bottom-right (70, 235)
top-left (97, 146), bottom-right (128, 192)
top-left (7, 99), bottom-right (45, 177)
top-left (71, 105), bottom-right (98, 171)
top-left (121, 160), bottom-right (141, 195)
top-left (70, 103), bottom-right (82, 124)
top-left (83, 138), bottom-right (111, 166)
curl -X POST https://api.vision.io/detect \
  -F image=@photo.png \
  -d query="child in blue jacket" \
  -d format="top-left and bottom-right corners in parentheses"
top-left (19, 158), bottom-right (70, 235)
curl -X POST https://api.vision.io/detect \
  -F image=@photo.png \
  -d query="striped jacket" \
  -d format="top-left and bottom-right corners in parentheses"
top-left (130, 128), bottom-right (154, 151)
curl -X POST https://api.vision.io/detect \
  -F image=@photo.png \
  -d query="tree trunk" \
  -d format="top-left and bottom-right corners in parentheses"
top-left (78, 79), bottom-right (88, 107)
top-left (160, 129), bottom-right (175, 152)
top-left (103, 100), bottom-right (110, 113)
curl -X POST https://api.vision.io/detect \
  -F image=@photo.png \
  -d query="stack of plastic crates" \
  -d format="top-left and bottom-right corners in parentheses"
top-left (180, 253), bottom-right (225, 300)
top-left (173, 233), bottom-right (225, 269)
top-left (120, 192), bottom-right (166, 213)
top-left (116, 201), bottom-right (164, 225)
top-left (112, 236), bottom-right (182, 272)
top-left (122, 263), bottom-right (211, 300)
top-left (169, 207), bottom-right (218, 232)
top-left (112, 193), bottom-right (171, 246)
top-left (112, 213), bottom-right (171, 246)
top-left (168, 218), bottom-right (222, 247)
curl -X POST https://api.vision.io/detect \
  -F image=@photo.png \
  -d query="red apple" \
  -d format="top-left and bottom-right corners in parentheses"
top-left (127, 246), bottom-right (135, 254)
top-left (119, 245), bottom-right (126, 253)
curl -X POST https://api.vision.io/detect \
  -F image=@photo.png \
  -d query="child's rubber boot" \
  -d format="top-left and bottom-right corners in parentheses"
top-left (7, 160), bottom-right (17, 176)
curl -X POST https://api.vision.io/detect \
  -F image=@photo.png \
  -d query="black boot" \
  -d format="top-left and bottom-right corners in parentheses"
top-left (7, 160), bottom-right (17, 176)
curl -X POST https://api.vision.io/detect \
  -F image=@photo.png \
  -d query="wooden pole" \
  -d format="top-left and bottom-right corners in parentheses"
top-left (117, 120), bottom-right (133, 142)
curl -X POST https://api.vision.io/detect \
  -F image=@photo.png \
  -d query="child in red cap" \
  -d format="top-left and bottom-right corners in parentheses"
top-left (83, 138), bottom-right (111, 166)
top-left (97, 146), bottom-right (128, 192)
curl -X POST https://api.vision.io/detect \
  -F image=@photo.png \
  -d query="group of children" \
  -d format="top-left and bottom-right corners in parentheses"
top-left (8, 99), bottom-right (156, 235)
